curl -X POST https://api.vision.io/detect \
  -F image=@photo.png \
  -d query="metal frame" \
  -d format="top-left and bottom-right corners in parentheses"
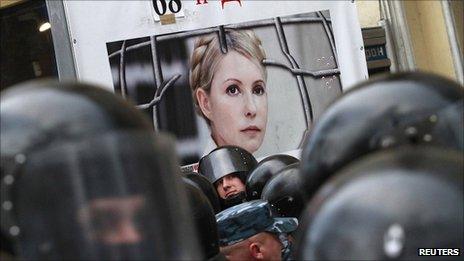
top-left (108, 15), bottom-right (340, 132)
top-left (46, 0), bottom-right (77, 80)
top-left (379, 0), bottom-right (416, 71)
top-left (441, 0), bottom-right (463, 85)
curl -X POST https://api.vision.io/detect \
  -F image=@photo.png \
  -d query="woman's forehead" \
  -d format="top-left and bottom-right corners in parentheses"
top-left (213, 51), bottom-right (265, 83)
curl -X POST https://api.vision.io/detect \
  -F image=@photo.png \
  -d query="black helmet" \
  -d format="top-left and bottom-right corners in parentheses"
top-left (1, 80), bottom-right (152, 158)
top-left (182, 178), bottom-right (222, 260)
top-left (0, 80), bottom-right (154, 258)
top-left (300, 72), bottom-right (464, 200)
top-left (246, 154), bottom-right (299, 200)
top-left (183, 172), bottom-right (221, 214)
top-left (1, 80), bottom-right (201, 260)
top-left (261, 163), bottom-right (306, 219)
top-left (198, 146), bottom-right (257, 210)
top-left (296, 146), bottom-right (463, 260)
top-left (199, 146), bottom-right (258, 185)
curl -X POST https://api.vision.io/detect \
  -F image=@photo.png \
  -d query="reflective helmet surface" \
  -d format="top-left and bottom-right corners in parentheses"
top-left (182, 178), bottom-right (221, 259)
top-left (261, 164), bottom-right (306, 219)
top-left (0, 80), bottom-right (152, 158)
top-left (1, 80), bottom-right (200, 260)
top-left (183, 172), bottom-right (221, 214)
top-left (300, 72), bottom-right (464, 200)
top-left (1, 80), bottom-right (154, 258)
top-left (296, 146), bottom-right (463, 260)
top-left (198, 146), bottom-right (258, 185)
top-left (246, 154), bottom-right (299, 200)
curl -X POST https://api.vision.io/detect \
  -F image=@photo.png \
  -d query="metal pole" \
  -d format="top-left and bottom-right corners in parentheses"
top-left (150, 35), bottom-right (164, 131)
top-left (274, 17), bottom-right (313, 127)
top-left (119, 41), bottom-right (127, 99)
top-left (45, 0), bottom-right (77, 80)
top-left (441, 0), bottom-right (463, 84)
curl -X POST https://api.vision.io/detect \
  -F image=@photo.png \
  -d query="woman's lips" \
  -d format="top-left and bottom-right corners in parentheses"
top-left (241, 126), bottom-right (261, 133)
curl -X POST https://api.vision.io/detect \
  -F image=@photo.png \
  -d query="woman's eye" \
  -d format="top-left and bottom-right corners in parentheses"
top-left (253, 85), bottom-right (266, 95)
top-left (226, 85), bottom-right (240, 96)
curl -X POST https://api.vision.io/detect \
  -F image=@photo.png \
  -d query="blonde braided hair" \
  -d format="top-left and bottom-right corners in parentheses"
top-left (189, 29), bottom-right (267, 125)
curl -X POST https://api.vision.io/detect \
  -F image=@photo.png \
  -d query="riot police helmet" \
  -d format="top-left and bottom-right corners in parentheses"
top-left (0, 80), bottom-right (154, 258)
top-left (246, 154), bottom-right (299, 200)
top-left (183, 172), bottom-right (221, 214)
top-left (182, 178), bottom-right (222, 260)
top-left (198, 146), bottom-right (257, 210)
top-left (261, 163), bottom-right (306, 219)
top-left (199, 145), bottom-right (258, 185)
top-left (0, 80), bottom-right (152, 158)
top-left (0, 80), bottom-right (201, 260)
top-left (296, 146), bottom-right (463, 260)
top-left (300, 72), bottom-right (464, 201)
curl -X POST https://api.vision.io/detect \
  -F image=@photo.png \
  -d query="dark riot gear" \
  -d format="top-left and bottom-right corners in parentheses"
top-left (183, 172), bottom-right (221, 214)
top-left (220, 191), bottom-right (248, 210)
top-left (299, 72), bottom-right (464, 201)
top-left (0, 80), bottom-right (152, 158)
top-left (261, 163), bottom-right (306, 219)
top-left (199, 146), bottom-right (258, 184)
top-left (182, 178), bottom-right (222, 260)
top-left (295, 146), bottom-right (463, 260)
top-left (1, 80), bottom-right (153, 258)
top-left (0, 81), bottom-right (201, 260)
top-left (246, 154), bottom-right (299, 200)
top-left (199, 146), bottom-right (257, 210)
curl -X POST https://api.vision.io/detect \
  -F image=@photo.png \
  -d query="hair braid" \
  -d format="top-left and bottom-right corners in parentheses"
top-left (189, 34), bottom-right (218, 117)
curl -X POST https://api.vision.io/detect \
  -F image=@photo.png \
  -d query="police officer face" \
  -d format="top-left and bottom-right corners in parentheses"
top-left (215, 173), bottom-right (246, 200)
top-left (248, 232), bottom-right (283, 261)
top-left (197, 51), bottom-right (268, 154)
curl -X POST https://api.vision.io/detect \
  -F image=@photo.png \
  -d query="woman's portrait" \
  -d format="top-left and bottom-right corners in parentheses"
top-left (190, 30), bottom-right (268, 155)
top-left (106, 10), bottom-right (342, 166)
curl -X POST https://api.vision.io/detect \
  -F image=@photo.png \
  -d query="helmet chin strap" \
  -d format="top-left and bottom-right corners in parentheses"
top-left (220, 191), bottom-right (247, 210)
top-left (278, 233), bottom-right (292, 261)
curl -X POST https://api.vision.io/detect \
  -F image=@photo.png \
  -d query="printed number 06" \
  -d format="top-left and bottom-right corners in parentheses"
top-left (153, 0), bottom-right (182, 15)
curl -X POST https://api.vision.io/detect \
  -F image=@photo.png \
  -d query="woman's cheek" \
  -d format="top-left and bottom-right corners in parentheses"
top-left (222, 97), bottom-right (242, 120)
top-left (215, 106), bottom-right (237, 137)
top-left (258, 96), bottom-right (268, 117)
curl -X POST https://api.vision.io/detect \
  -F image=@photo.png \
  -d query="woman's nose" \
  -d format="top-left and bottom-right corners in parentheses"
top-left (244, 93), bottom-right (257, 118)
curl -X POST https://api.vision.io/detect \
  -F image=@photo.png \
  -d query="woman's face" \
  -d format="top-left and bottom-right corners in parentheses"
top-left (197, 51), bottom-right (268, 153)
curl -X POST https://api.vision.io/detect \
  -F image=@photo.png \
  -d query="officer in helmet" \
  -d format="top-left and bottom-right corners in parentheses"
top-left (261, 163), bottom-right (306, 220)
top-left (246, 154), bottom-right (299, 201)
top-left (199, 146), bottom-right (257, 210)
top-left (216, 200), bottom-right (298, 261)
top-left (0, 80), bottom-right (147, 258)
top-left (296, 146), bottom-right (463, 260)
top-left (299, 72), bottom-right (464, 201)
top-left (183, 171), bottom-right (222, 214)
top-left (182, 178), bottom-right (225, 260)
top-left (0, 80), bottom-right (201, 260)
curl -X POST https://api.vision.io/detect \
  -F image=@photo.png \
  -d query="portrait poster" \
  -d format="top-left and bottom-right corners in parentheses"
top-left (62, 1), bottom-right (368, 168)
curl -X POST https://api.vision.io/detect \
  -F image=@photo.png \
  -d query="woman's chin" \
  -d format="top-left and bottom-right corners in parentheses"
top-left (238, 139), bottom-right (262, 154)
top-left (217, 133), bottom-right (263, 154)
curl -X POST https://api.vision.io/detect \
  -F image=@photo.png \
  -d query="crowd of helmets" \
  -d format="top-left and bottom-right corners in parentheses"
top-left (0, 72), bottom-right (462, 260)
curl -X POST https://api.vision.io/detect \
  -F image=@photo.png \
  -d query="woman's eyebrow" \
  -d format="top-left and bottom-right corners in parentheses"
top-left (223, 78), bottom-right (242, 84)
top-left (254, 79), bottom-right (266, 85)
